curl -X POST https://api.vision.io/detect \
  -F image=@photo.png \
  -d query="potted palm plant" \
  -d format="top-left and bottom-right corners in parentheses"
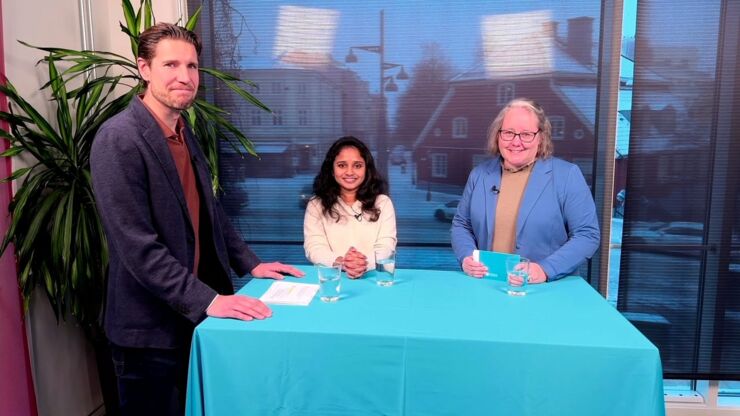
top-left (0, 0), bottom-right (266, 412)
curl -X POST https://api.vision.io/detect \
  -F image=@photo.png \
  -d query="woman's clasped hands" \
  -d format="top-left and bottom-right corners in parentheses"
top-left (336, 246), bottom-right (368, 279)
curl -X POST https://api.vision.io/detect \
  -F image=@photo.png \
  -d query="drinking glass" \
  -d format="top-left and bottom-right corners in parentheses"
top-left (317, 263), bottom-right (342, 302)
top-left (506, 256), bottom-right (530, 296)
top-left (374, 248), bottom-right (396, 287)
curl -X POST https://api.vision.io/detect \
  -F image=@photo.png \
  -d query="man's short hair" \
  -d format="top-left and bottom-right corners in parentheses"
top-left (138, 22), bottom-right (202, 63)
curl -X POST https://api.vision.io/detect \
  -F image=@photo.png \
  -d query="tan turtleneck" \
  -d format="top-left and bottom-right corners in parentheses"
top-left (492, 162), bottom-right (534, 253)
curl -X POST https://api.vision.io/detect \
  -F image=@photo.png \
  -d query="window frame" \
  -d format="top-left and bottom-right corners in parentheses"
top-left (452, 117), bottom-right (468, 139)
top-left (431, 153), bottom-right (448, 178)
top-left (497, 83), bottom-right (515, 105)
top-left (550, 115), bottom-right (565, 140)
top-left (272, 109), bottom-right (283, 126)
top-left (298, 109), bottom-right (309, 126)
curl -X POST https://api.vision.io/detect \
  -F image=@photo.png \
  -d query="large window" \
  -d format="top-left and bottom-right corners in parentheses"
top-left (190, 0), bottom-right (740, 398)
top-left (613, 0), bottom-right (740, 384)
top-left (193, 0), bottom-right (602, 274)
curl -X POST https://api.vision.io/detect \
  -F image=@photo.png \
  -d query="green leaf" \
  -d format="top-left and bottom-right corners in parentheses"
top-left (18, 257), bottom-right (33, 292)
top-left (185, 5), bottom-right (202, 31)
top-left (192, 99), bottom-right (257, 157)
top-left (71, 256), bottom-right (79, 290)
top-left (143, 0), bottom-right (153, 30)
top-left (186, 107), bottom-right (197, 126)
top-left (0, 146), bottom-right (25, 158)
top-left (18, 259), bottom-right (35, 310)
top-left (25, 190), bottom-right (63, 258)
top-left (50, 200), bottom-right (72, 278)
top-left (2, 167), bottom-right (32, 183)
top-left (200, 67), bottom-right (270, 112)
top-left (198, 67), bottom-right (244, 82)
top-left (191, 98), bottom-right (228, 114)
top-left (48, 58), bottom-right (74, 155)
top-left (62, 183), bottom-right (75, 273)
top-left (121, 0), bottom-right (139, 56)
top-left (121, 0), bottom-right (137, 33)
top-left (77, 81), bottom-right (104, 128)
top-left (0, 80), bottom-right (62, 146)
top-left (0, 108), bottom-right (33, 126)
top-left (43, 269), bottom-right (54, 304)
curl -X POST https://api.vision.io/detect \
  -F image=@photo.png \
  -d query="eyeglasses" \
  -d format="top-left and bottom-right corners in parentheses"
top-left (498, 129), bottom-right (540, 143)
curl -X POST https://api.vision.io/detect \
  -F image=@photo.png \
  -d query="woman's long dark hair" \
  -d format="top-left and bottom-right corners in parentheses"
top-left (312, 136), bottom-right (388, 222)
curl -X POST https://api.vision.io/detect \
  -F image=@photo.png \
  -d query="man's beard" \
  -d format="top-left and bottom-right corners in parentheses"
top-left (151, 85), bottom-right (196, 111)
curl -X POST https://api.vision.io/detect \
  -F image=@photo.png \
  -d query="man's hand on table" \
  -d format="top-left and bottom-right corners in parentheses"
top-left (251, 262), bottom-right (305, 280)
top-left (206, 295), bottom-right (272, 321)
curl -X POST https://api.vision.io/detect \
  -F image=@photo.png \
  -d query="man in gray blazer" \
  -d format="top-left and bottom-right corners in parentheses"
top-left (91, 23), bottom-right (303, 415)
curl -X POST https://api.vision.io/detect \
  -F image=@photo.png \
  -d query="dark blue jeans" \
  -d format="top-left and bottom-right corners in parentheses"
top-left (111, 344), bottom-right (190, 416)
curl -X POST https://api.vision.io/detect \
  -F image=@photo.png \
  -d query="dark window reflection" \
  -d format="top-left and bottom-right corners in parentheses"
top-left (617, 0), bottom-right (740, 379)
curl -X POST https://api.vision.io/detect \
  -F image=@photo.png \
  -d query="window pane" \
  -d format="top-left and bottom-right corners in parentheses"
top-left (616, 0), bottom-right (740, 379)
top-left (194, 1), bottom-right (602, 275)
top-left (550, 115), bottom-right (565, 140)
top-left (497, 83), bottom-right (515, 104)
top-left (452, 117), bottom-right (468, 138)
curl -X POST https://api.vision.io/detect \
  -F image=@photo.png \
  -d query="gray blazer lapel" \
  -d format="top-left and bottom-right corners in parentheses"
top-left (516, 158), bottom-right (553, 237)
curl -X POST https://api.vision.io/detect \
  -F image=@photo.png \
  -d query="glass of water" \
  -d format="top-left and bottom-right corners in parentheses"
top-left (374, 248), bottom-right (396, 287)
top-left (317, 263), bottom-right (342, 302)
top-left (506, 256), bottom-right (530, 296)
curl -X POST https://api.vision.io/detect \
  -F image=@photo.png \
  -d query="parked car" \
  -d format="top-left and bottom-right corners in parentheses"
top-left (627, 221), bottom-right (704, 255)
top-left (632, 222), bottom-right (703, 245)
top-left (434, 200), bottom-right (459, 222)
top-left (299, 184), bottom-right (314, 209)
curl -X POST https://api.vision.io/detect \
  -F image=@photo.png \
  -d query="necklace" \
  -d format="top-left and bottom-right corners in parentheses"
top-left (348, 205), bottom-right (363, 222)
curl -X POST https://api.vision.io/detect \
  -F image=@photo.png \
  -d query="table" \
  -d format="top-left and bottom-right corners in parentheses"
top-left (186, 267), bottom-right (665, 416)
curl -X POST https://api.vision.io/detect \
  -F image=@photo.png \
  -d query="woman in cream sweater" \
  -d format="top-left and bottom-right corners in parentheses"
top-left (303, 136), bottom-right (397, 278)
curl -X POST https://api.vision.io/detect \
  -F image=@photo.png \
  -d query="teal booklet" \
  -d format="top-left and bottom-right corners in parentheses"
top-left (473, 250), bottom-right (519, 281)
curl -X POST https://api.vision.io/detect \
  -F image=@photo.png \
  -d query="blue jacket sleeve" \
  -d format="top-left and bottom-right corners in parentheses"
top-left (538, 163), bottom-right (600, 280)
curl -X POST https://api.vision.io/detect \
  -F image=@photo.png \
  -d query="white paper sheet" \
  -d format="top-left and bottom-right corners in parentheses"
top-left (259, 281), bottom-right (319, 306)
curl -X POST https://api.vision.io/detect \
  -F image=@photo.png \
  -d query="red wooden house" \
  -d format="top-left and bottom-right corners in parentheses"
top-left (412, 17), bottom-right (599, 190)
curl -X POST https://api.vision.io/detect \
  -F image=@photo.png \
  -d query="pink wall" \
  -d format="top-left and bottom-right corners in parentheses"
top-left (0, 1), bottom-right (39, 414)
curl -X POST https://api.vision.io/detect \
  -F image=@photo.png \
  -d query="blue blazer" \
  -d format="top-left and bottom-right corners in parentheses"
top-left (91, 98), bottom-right (260, 349)
top-left (451, 157), bottom-right (600, 280)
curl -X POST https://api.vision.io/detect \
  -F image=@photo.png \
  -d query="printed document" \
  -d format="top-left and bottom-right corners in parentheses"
top-left (260, 281), bottom-right (319, 306)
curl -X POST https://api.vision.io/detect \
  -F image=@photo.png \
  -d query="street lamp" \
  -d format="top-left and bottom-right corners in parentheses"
top-left (344, 9), bottom-right (407, 177)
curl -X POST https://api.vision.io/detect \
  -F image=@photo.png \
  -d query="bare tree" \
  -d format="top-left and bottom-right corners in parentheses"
top-left (393, 43), bottom-right (454, 147)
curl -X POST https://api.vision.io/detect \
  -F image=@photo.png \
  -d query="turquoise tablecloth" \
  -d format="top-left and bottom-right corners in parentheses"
top-left (186, 267), bottom-right (665, 416)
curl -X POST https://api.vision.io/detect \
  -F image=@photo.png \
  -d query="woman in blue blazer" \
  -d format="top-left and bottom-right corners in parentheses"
top-left (451, 98), bottom-right (600, 283)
